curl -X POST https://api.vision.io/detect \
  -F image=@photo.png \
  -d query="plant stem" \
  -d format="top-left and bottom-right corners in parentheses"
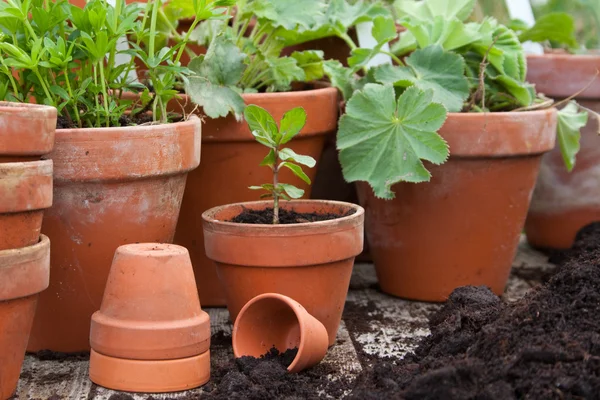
top-left (147, 0), bottom-right (160, 60)
top-left (380, 50), bottom-right (404, 65)
top-left (273, 153), bottom-right (280, 225)
top-left (63, 67), bottom-right (81, 127)
top-left (98, 62), bottom-right (110, 127)
top-left (33, 69), bottom-right (53, 106)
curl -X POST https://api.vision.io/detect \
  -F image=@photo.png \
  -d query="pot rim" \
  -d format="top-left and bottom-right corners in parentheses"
top-left (0, 235), bottom-right (50, 301)
top-left (0, 159), bottom-right (53, 214)
top-left (54, 114), bottom-right (200, 135)
top-left (0, 101), bottom-right (57, 117)
top-left (527, 53), bottom-right (600, 62)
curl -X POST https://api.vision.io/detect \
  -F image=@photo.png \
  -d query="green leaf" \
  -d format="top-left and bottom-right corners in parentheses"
top-left (394, 0), bottom-right (476, 22)
top-left (279, 148), bottom-right (316, 168)
top-left (371, 15), bottom-right (397, 44)
top-left (337, 84), bottom-right (448, 199)
top-left (518, 13), bottom-right (578, 48)
top-left (374, 46), bottom-right (469, 113)
top-left (280, 162), bottom-right (311, 184)
top-left (260, 149), bottom-right (277, 167)
top-left (250, 0), bottom-right (326, 30)
top-left (398, 16), bottom-right (483, 52)
top-left (266, 57), bottom-right (305, 91)
top-left (244, 105), bottom-right (279, 145)
top-left (557, 102), bottom-right (588, 171)
top-left (279, 107), bottom-right (307, 144)
top-left (278, 183), bottom-right (305, 199)
top-left (290, 50), bottom-right (325, 82)
top-left (323, 60), bottom-right (355, 101)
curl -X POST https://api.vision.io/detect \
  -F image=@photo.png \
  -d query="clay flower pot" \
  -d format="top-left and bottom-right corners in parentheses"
top-left (0, 160), bottom-right (53, 251)
top-left (358, 110), bottom-right (557, 302)
top-left (0, 102), bottom-right (56, 163)
top-left (233, 293), bottom-right (328, 373)
top-left (202, 200), bottom-right (364, 345)
top-left (525, 54), bottom-right (600, 249)
top-left (28, 117), bottom-right (202, 353)
top-left (173, 87), bottom-right (338, 307)
top-left (0, 235), bottom-right (50, 400)
top-left (89, 243), bottom-right (210, 393)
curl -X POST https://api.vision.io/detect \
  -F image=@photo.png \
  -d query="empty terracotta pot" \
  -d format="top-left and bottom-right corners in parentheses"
top-left (89, 243), bottom-right (210, 393)
top-left (0, 160), bottom-right (53, 251)
top-left (29, 117), bottom-right (202, 352)
top-left (359, 110), bottom-right (557, 302)
top-left (0, 102), bottom-right (56, 163)
top-left (0, 235), bottom-right (50, 400)
top-left (173, 87), bottom-right (338, 307)
top-left (525, 54), bottom-right (600, 249)
top-left (233, 293), bottom-right (328, 373)
top-left (202, 200), bottom-right (364, 346)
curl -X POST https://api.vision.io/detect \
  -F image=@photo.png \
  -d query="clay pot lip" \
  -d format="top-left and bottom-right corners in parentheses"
top-left (0, 235), bottom-right (50, 301)
top-left (0, 234), bottom-right (50, 265)
top-left (232, 293), bottom-right (311, 373)
top-left (0, 159), bottom-right (53, 177)
top-left (527, 52), bottom-right (600, 62)
top-left (0, 101), bottom-right (57, 118)
top-left (114, 242), bottom-right (189, 259)
top-left (54, 114), bottom-right (201, 136)
top-left (445, 107), bottom-right (557, 118)
top-left (202, 199), bottom-right (365, 231)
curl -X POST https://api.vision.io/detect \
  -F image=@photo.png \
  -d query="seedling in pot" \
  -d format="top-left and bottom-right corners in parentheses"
top-left (244, 105), bottom-right (316, 224)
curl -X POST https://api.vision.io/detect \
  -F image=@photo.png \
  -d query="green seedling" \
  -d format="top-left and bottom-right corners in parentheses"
top-left (243, 105), bottom-right (316, 224)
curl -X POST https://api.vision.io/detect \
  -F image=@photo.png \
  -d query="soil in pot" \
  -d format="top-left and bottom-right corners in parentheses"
top-left (230, 207), bottom-right (355, 224)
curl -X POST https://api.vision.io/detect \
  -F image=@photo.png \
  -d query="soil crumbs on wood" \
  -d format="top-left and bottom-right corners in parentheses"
top-left (230, 207), bottom-right (355, 224)
top-left (350, 223), bottom-right (600, 400)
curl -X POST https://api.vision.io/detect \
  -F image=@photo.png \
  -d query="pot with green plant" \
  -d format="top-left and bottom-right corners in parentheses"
top-left (0, 0), bottom-right (212, 351)
top-left (202, 105), bottom-right (364, 346)
top-left (318, 0), bottom-right (587, 301)
top-left (170, 0), bottom-right (390, 306)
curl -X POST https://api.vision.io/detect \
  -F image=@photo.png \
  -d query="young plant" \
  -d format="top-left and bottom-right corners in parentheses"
top-left (243, 105), bottom-right (316, 224)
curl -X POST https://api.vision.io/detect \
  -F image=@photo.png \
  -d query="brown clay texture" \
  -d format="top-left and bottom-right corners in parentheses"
top-left (360, 109), bottom-right (557, 302)
top-left (29, 118), bottom-right (201, 352)
top-left (173, 87), bottom-right (338, 307)
top-left (526, 54), bottom-right (600, 250)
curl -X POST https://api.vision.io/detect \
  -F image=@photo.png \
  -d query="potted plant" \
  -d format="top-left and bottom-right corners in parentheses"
top-left (320, 0), bottom-right (587, 301)
top-left (511, 2), bottom-right (600, 250)
top-left (202, 105), bottom-right (364, 346)
top-left (0, 0), bottom-right (212, 351)
top-left (172, 0), bottom-right (388, 306)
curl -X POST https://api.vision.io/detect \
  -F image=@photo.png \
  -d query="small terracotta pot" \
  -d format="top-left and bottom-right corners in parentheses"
top-left (525, 54), bottom-right (600, 249)
top-left (359, 110), bottom-right (557, 302)
top-left (233, 293), bottom-right (328, 373)
top-left (0, 235), bottom-right (50, 400)
top-left (0, 102), bottom-right (56, 163)
top-left (202, 200), bottom-right (364, 345)
top-left (89, 243), bottom-right (210, 392)
top-left (173, 87), bottom-right (338, 307)
top-left (0, 160), bottom-right (53, 251)
top-left (28, 117), bottom-right (202, 353)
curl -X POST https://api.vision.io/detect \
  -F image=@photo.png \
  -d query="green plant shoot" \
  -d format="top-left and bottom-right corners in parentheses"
top-left (243, 105), bottom-right (316, 224)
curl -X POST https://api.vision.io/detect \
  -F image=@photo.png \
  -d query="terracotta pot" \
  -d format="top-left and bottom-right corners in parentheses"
top-left (0, 102), bottom-right (56, 163)
top-left (202, 200), bottom-right (364, 345)
top-left (525, 54), bottom-right (600, 249)
top-left (233, 293), bottom-right (328, 373)
top-left (89, 243), bottom-right (210, 392)
top-left (0, 235), bottom-right (50, 400)
top-left (359, 110), bottom-right (557, 302)
top-left (28, 117), bottom-right (202, 353)
top-left (0, 160), bottom-right (53, 251)
top-left (173, 87), bottom-right (338, 307)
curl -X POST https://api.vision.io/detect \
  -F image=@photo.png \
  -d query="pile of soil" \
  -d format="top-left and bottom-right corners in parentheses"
top-left (230, 207), bottom-right (355, 225)
top-left (350, 223), bottom-right (600, 399)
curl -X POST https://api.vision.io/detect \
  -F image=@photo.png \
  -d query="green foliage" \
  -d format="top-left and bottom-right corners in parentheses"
top-left (244, 105), bottom-right (316, 224)
top-left (557, 102), bottom-right (588, 171)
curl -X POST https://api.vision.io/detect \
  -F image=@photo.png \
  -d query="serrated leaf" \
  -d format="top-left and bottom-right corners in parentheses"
top-left (518, 13), bottom-right (578, 49)
top-left (279, 148), bottom-right (316, 168)
top-left (338, 84), bottom-right (448, 199)
top-left (290, 50), bottom-right (325, 81)
top-left (394, 0), bottom-right (476, 22)
top-left (244, 105), bottom-right (279, 144)
top-left (279, 107), bottom-right (307, 144)
top-left (250, 0), bottom-right (326, 30)
top-left (557, 102), bottom-right (588, 171)
top-left (323, 60), bottom-right (355, 101)
top-left (266, 57), bottom-right (305, 91)
top-left (280, 162), bottom-right (311, 184)
top-left (374, 46), bottom-right (469, 113)
top-left (279, 183), bottom-right (305, 199)
top-left (399, 16), bottom-right (483, 52)
top-left (371, 15), bottom-right (397, 44)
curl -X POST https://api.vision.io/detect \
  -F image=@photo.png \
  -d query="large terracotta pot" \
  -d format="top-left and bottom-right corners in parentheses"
top-left (202, 200), bottom-right (364, 346)
top-left (359, 110), bottom-right (557, 302)
top-left (173, 87), bottom-right (338, 306)
top-left (28, 117), bottom-right (202, 352)
top-left (0, 235), bottom-right (50, 400)
top-left (525, 54), bottom-right (600, 249)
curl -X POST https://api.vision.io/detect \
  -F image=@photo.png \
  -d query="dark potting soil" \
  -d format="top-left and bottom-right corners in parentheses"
top-left (349, 224), bottom-right (600, 400)
top-left (56, 113), bottom-right (166, 129)
top-left (230, 207), bottom-right (356, 225)
top-left (34, 349), bottom-right (90, 362)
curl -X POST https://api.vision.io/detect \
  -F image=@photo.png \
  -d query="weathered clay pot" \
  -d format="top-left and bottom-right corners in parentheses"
top-left (525, 54), bottom-right (600, 249)
top-left (90, 243), bottom-right (210, 392)
top-left (0, 102), bottom-right (56, 163)
top-left (0, 160), bottom-right (53, 251)
top-left (233, 293), bottom-right (329, 373)
top-left (173, 87), bottom-right (338, 307)
top-left (28, 117), bottom-right (202, 352)
top-left (359, 110), bottom-right (557, 302)
top-left (202, 200), bottom-right (364, 345)
top-left (0, 235), bottom-right (50, 400)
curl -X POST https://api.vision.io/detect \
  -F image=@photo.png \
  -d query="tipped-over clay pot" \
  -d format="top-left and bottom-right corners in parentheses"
top-left (0, 235), bottom-right (50, 400)
top-left (233, 293), bottom-right (328, 373)
top-left (202, 200), bottom-right (364, 346)
top-left (0, 102), bottom-right (56, 163)
top-left (0, 160), bottom-right (53, 251)
top-left (89, 243), bottom-right (210, 393)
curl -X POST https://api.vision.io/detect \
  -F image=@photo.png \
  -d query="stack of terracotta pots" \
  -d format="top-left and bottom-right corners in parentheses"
top-left (0, 102), bottom-right (56, 400)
